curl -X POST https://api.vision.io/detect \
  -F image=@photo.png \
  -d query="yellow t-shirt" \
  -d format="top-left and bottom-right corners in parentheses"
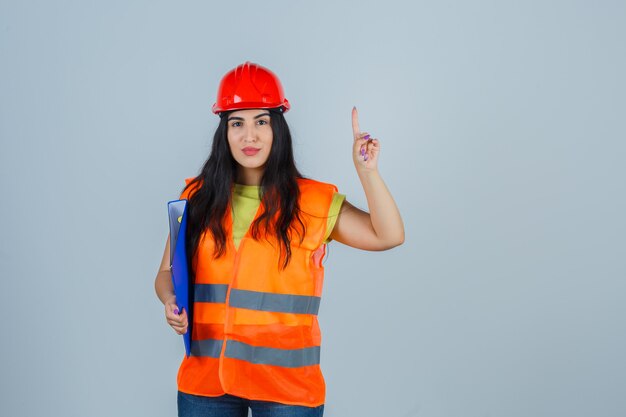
top-left (232, 184), bottom-right (345, 249)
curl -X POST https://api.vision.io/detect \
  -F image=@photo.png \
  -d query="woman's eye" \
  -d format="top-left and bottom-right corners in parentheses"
top-left (231, 121), bottom-right (242, 127)
top-left (258, 119), bottom-right (269, 125)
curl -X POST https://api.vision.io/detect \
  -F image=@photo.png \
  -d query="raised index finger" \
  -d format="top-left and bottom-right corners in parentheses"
top-left (352, 106), bottom-right (360, 138)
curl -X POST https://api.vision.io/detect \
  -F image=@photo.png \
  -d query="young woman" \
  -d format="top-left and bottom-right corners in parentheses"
top-left (155, 62), bottom-right (404, 417)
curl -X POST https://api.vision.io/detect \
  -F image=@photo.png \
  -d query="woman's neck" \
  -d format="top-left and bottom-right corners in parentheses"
top-left (236, 167), bottom-right (264, 186)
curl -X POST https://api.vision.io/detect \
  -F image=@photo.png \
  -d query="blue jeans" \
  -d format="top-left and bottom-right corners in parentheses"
top-left (178, 392), bottom-right (324, 417)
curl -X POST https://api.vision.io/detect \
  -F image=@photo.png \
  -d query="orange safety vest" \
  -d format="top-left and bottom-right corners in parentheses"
top-left (176, 177), bottom-right (337, 407)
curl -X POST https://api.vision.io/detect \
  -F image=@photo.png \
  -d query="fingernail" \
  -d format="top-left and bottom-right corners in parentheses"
top-left (174, 308), bottom-right (179, 315)
top-left (364, 154), bottom-right (369, 161)
top-left (360, 148), bottom-right (365, 156)
top-left (364, 134), bottom-right (370, 140)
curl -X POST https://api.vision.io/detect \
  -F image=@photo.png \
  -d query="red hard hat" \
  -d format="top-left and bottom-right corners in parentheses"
top-left (212, 61), bottom-right (290, 114)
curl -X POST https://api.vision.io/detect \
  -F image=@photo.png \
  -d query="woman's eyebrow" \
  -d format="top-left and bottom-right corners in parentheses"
top-left (227, 113), bottom-right (270, 122)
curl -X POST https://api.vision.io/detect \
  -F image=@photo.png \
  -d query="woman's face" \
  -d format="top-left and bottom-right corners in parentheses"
top-left (227, 108), bottom-right (273, 177)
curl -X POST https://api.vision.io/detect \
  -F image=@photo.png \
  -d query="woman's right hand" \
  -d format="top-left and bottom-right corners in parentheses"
top-left (164, 296), bottom-right (188, 335)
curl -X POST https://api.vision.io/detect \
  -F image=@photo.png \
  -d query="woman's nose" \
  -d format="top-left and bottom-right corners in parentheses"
top-left (243, 125), bottom-right (257, 142)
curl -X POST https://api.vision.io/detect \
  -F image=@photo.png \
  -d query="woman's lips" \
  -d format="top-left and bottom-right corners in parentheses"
top-left (242, 147), bottom-right (260, 156)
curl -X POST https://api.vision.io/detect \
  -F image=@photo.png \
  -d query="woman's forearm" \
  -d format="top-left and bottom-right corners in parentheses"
top-left (155, 269), bottom-right (176, 305)
top-left (357, 169), bottom-right (405, 247)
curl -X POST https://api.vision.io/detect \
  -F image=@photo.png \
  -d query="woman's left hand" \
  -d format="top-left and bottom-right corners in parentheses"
top-left (330, 106), bottom-right (404, 250)
top-left (352, 107), bottom-right (380, 172)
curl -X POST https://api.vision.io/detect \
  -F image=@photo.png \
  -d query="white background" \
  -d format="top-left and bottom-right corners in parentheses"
top-left (1, 1), bottom-right (625, 416)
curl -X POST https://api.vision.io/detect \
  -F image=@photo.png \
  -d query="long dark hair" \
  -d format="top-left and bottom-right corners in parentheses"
top-left (183, 108), bottom-right (305, 279)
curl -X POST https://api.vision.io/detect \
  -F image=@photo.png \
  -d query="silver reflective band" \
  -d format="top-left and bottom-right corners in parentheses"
top-left (225, 340), bottom-right (321, 368)
top-left (190, 339), bottom-right (223, 357)
top-left (229, 289), bottom-right (321, 315)
top-left (195, 284), bottom-right (228, 303)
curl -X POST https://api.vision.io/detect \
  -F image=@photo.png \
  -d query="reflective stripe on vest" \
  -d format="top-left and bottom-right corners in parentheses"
top-left (230, 289), bottom-right (321, 315)
top-left (194, 284), bottom-right (321, 315)
top-left (190, 338), bottom-right (223, 357)
top-left (195, 284), bottom-right (228, 303)
top-left (225, 340), bottom-right (321, 368)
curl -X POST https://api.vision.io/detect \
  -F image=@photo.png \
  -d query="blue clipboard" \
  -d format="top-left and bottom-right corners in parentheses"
top-left (167, 199), bottom-right (191, 356)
